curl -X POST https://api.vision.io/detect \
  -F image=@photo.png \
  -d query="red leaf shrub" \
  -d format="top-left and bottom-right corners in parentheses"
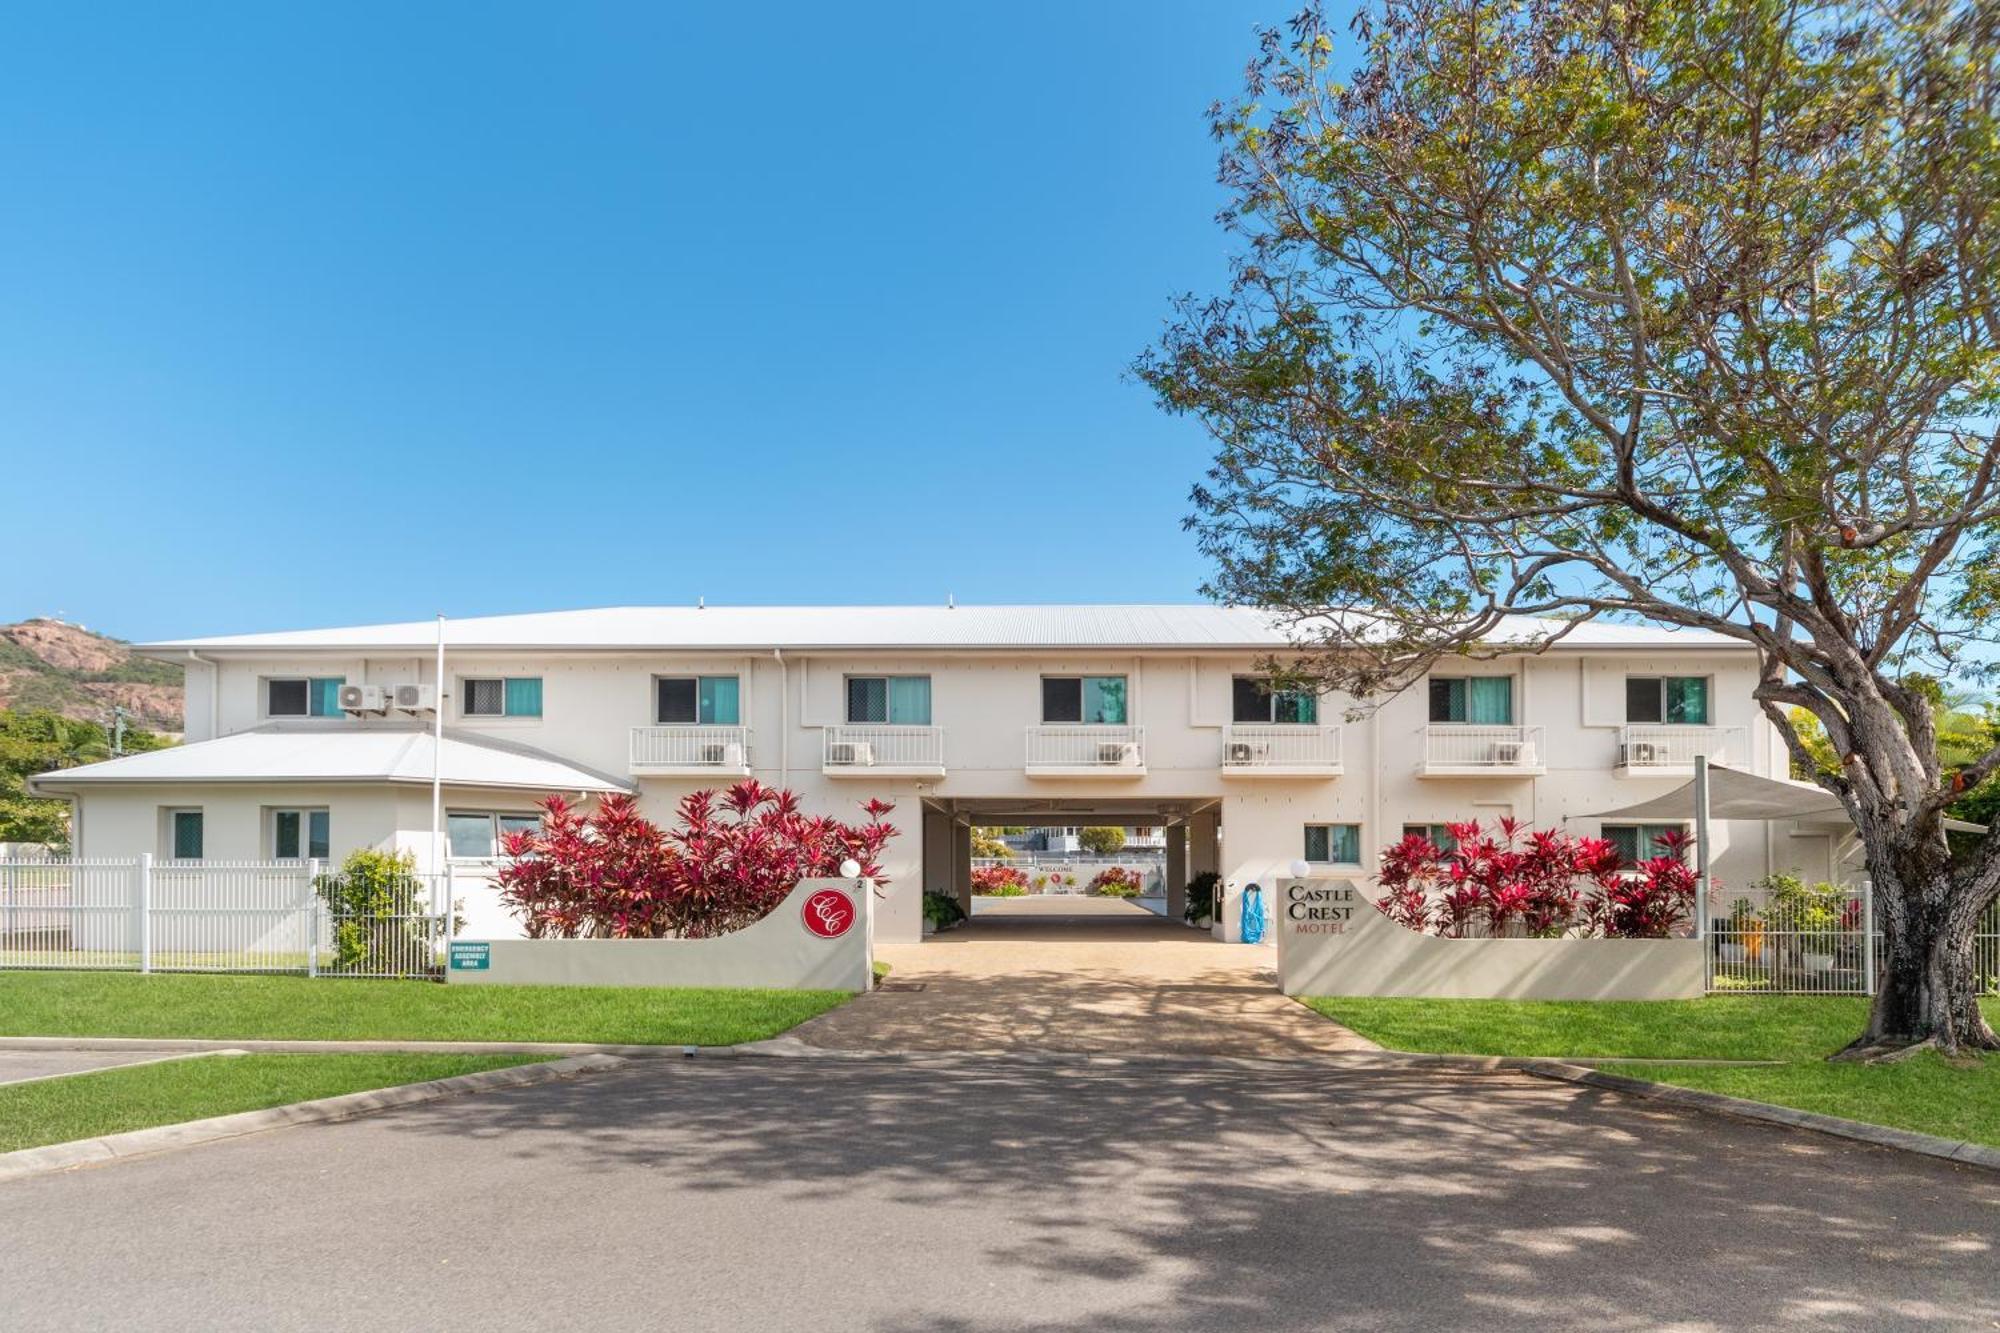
top-left (971, 864), bottom-right (1029, 894)
top-left (1087, 866), bottom-right (1145, 898)
top-left (495, 782), bottom-right (896, 939)
top-left (1371, 818), bottom-right (1689, 939)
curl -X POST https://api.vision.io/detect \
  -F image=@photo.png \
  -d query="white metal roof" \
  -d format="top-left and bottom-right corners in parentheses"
top-left (138, 604), bottom-right (1748, 654)
top-left (27, 725), bottom-right (633, 795)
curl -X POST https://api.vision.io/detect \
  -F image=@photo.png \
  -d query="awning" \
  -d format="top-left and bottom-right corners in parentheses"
top-left (1584, 763), bottom-right (1985, 834)
top-left (27, 724), bottom-right (634, 796)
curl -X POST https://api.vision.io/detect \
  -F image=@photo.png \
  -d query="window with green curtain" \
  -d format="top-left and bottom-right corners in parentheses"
top-left (1305, 824), bottom-right (1361, 864)
top-left (503, 677), bottom-right (542, 717)
top-left (887, 676), bottom-right (931, 725)
top-left (698, 676), bottom-right (740, 725)
top-left (171, 810), bottom-right (203, 860)
top-left (1274, 689), bottom-right (1318, 725)
top-left (1428, 678), bottom-right (1467, 722)
top-left (1466, 677), bottom-right (1514, 724)
top-left (307, 810), bottom-right (330, 860)
top-left (1605, 823), bottom-right (1683, 865)
top-left (1665, 676), bottom-right (1709, 725)
top-left (308, 678), bottom-right (345, 717)
top-left (273, 810), bottom-right (301, 859)
top-left (846, 677), bottom-right (888, 723)
top-left (1082, 676), bottom-right (1127, 724)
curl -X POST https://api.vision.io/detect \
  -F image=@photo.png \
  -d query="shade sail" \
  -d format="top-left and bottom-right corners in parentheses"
top-left (1585, 763), bottom-right (1985, 834)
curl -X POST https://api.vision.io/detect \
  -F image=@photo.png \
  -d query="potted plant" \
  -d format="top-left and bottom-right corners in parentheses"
top-left (1184, 871), bottom-right (1219, 929)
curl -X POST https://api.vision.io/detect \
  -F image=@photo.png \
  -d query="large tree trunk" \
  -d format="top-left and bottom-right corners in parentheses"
top-left (1854, 824), bottom-right (1999, 1056)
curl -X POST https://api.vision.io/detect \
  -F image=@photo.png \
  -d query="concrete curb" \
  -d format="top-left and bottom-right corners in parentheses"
top-left (0, 1053), bottom-right (627, 1185)
top-left (0, 1036), bottom-right (707, 1059)
top-left (1515, 1059), bottom-right (2000, 1174)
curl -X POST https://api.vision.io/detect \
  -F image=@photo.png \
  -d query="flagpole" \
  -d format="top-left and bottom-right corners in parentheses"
top-left (432, 613), bottom-right (445, 876)
top-left (1693, 753), bottom-right (1711, 941)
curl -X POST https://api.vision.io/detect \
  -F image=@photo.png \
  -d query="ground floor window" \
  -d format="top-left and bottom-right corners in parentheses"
top-left (167, 808), bottom-right (204, 860)
top-left (1304, 823), bottom-right (1361, 865)
top-left (1402, 823), bottom-right (1459, 852)
top-left (1603, 822), bottom-right (1686, 866)
top-left (270, 808), bottom-right (330, 861)
top-left (447, 810), bottom-right (542, 858)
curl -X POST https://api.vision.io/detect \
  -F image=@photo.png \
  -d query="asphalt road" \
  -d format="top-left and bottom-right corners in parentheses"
top-left (2, 1055), bottom-right (1995, 1331)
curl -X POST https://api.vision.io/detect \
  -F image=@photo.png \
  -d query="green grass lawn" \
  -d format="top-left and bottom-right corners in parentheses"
top-left (1303, 994), bottom-right (2000, 1149)
top-left (0, 1053), bottom-right (538, 1155)
top-left (1602, 1053), bottom-right (2000, 1148)
top-left (0, 972), bottom-right (853, 1046)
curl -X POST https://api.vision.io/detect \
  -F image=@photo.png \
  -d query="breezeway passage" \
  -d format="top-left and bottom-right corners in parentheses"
top-left (791, 896), bottom-right (1381, 1057)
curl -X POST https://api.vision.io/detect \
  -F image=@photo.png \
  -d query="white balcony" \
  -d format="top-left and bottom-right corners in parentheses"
top-left (1220, 724), bottom-right (1344, 777)
top-left (1025, 725), bottom-right (1146, 778)
top-left (822, 725), bottom-right (946, 778)
top-left (1615, 725), bottom-right (1750, 776)
top-left (1420, 724), bottom-right (1546, 776)
top-left (629, 725), bottom-right (752, 777)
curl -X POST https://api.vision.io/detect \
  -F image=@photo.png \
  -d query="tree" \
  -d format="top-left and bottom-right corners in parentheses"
top-left (971, 827), bottom-right (1014, 859)
top-left (0, 708), bottom-right (170, 848)
top-left (1077, 826), bottom-right (1127, 855)
top-left (1140, 0), bottom-right (2000, 1052)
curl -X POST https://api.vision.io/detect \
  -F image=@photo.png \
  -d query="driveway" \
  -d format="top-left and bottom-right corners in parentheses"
top-left (1, 1055), bottom-right (1994, 1331)
top-left (795, 901), bottom-right (1379, 1057)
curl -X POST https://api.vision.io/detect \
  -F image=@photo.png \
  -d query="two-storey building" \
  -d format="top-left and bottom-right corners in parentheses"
top-left (31, 604), bottom-right (1842, 943)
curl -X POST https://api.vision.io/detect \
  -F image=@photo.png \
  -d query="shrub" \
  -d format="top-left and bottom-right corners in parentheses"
top-left (923, 891), bottom-right (966, 927)
top-left (1184, 871), bottom-right (1219, 922)
top-left (495, 782), bottom-right (896, 939)
top-left (1088, 866), bottom-right (1145, 898)
top-left (314, 848), bottom-right (435, 972)
top-left (971, 864), bottom-right (1029, 895)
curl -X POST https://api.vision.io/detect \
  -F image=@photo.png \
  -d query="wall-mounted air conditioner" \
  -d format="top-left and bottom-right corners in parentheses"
top-left (1492, 741), bottom-right (1537, 766)
top-left (1098, 742), bottom-right (1141, 766)
top-left (1619, 741), bottom-right (1664, 767)
top-left (393, 683), bottom-right (438, 714)
top-left (827, 741), bottom-right (874, 767)
top-left (337, 684), bottom-right (387, 714)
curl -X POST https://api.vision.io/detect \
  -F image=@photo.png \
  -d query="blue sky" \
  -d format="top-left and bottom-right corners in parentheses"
top-left (0, 1), bottom-right (1294, 641)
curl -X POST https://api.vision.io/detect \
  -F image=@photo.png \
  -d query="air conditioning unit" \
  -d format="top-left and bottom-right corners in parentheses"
top-left (1226, 741), bottom-right (1256, 764)
top-left (393, 683), bottom-right (438, 713)
top-left (1098, 741), bottom-right (1141, 766)
top-left (1619, 741), bottom-right (1664, 767)
top-left (697, 742), bottom-right (746, 767)
top-left (827, 741), bottom-right (874, 767)
top-left (337, 684), bottom-right (387, 714)
top-left (1491, 741), bottom-right (1538, 767)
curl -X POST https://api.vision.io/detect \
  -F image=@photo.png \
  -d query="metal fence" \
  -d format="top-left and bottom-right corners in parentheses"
top-left (1705, 884), bottom-right (2000, 996)
top-left (0, 857), bottom-right (451, 979)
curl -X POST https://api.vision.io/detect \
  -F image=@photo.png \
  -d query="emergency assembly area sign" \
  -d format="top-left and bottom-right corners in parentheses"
top-left (801, 887), bottom-right (858, 939)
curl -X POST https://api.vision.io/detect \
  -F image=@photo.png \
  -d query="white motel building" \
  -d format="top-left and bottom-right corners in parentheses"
top-left (30, 604), bottom-right (1850, 943)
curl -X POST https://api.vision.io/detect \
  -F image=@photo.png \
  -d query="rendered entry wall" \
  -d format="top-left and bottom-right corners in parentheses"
top-left (1276, 878), bottom-right (1704, 1001)
top-left (447, 878), bottom-right (874, 992)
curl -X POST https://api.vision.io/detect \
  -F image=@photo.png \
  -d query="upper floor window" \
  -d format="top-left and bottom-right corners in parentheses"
top-left (271, 808), bottom-right (330, 861)
top-left (1304, 823), bottom-right (1362, 865)
top-left (1603, 822), bottom-right (1686, 867)
top-left (1042, 675), bottom-right (1128, 725)
top-left (268, 677), bottom-right (344, 718)
top-left (167, 808), bottom-right (204, 860)
top-left (846, 676), bottom-right (931, 726)
top-left (447, 810), bottom-right (542, 859)
top-left (1626, 676), bottom-right (1709, 725)
top-left (1232, 677), bottom-right (1318, 725)
top-left (463, 677), bottom-right (542, 718)
top-left (1429, 676), bottom-right (1512, 725)
top-left (657, 675), bottom-right (739, 725)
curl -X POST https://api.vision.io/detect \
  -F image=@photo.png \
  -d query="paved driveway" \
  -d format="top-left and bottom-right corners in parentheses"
top-left (795, 905), bottom-right (1380, 1057)
top-left (1, 1055), bottom-right (1994, 1331)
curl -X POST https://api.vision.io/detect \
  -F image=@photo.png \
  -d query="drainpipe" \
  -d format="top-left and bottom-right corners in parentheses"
top-left (772, 649), bottom-right (788, 782)
top-left (184, 651), bottom-right (221, 740)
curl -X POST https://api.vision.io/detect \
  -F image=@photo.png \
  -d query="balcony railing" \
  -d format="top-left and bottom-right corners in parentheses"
top-left (1616, 725), bottom-right (1749, 773)
top-left (629, 725), bottom-right (752, 776)
top-left (1221, 724), bottom-right (1344, 776)
top-left (1025, 724), bottom-right (1146, 776)
top-left (1421, 724), bottom-right (1546, 775)
top-left (822, 725), bottom-right (946, 777)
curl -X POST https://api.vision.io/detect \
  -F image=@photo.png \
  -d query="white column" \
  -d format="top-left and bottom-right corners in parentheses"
top-left (1165, 823), bottom-right (1188, 921)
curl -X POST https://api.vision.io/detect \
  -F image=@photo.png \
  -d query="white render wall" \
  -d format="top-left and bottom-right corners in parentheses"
top-left (75, 644), bottom-right (1842, 943)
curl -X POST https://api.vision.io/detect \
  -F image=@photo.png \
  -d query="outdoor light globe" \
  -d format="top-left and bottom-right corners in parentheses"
top-left (1288, 859), bottom-right (1312, 880)
top-left (839, 858), bottom-right (863, 880)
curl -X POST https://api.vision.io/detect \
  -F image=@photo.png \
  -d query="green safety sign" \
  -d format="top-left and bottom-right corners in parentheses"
top-left (449, 942), bottom-right (492, 971)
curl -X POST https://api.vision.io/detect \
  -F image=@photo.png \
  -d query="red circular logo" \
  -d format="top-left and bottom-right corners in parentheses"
top-left (801, 888), bottom-right (857, 939)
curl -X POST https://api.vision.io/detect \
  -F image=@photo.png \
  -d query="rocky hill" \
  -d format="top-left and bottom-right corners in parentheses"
top-left (0, 619), bottom-right (183, 733)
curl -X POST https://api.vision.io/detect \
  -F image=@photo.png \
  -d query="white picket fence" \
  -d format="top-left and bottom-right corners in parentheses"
top-left (0, 857), bottom-right (455, 979)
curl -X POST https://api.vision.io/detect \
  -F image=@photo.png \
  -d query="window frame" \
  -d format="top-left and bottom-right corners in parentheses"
top-left (1624, 675), bottom-right (1711, 726)
top-left (1427, 675), bottom-right (1514, 725)
top-left (265, 676), bottom-right (345, 719)
top-left (1232, 676), bottom-right (1319, 725)
top-left (1401, 822), bottom-right (1460, 853)
top-left (1303, 822), bottom-right (1363, 866)
top-left (1602, 822), bottom-right (1688, 867)
top-left (843, 674), bottom-right (932, 726)
top-left (1040, 674), bottom-right (1130, 725)
top-left (165, 807), bottom-right (204, 861)
top-left (269, 807), bottom-right (331, 861)
top-left (460, 676), bottom-right (543, 719)
top-left (445, 810), bottom-right (543, 860)
top-left (655, 674), bottom-right (741, 726)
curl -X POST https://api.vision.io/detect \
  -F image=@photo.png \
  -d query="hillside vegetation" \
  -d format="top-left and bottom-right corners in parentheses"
top-left (0, 619), bottom-right (181, 733)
